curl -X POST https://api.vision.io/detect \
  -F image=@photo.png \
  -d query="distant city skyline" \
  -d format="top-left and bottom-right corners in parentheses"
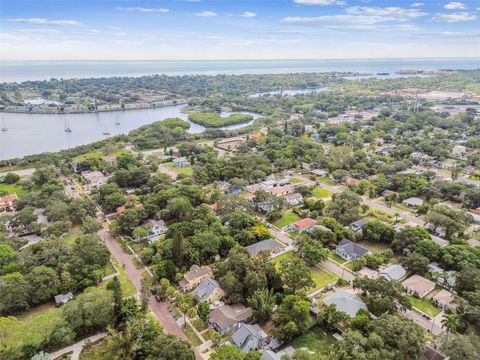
top-left (1, 0), bottom-right (479, 60)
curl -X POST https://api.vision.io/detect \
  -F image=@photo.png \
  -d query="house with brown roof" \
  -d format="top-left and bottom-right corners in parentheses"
top-left (431, 289), bottom-right (457, 312)
top-left (178, 265), bottom-right (213, 292)
top-left (208, 304), bottom-right (253, 335)
top-left (402, 275), bottom-right (435, 298)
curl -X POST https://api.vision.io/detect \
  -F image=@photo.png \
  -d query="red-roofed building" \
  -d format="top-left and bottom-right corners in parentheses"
top-left (286, 217), bottom-right (316, 232)
top-left (0, 193), bottom-right (18, 212)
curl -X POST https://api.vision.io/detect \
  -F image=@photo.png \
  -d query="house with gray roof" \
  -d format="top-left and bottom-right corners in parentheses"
top-left (230, 323), bottom-right (269, 352)
top-left (430, 235), bottom-right (449, 247)
top-left (261, 350), bottom-right (282, 360)
top-left (54, 292), bottom-right (73, 306)
top-left (350, 218), bottom-right (369, 232)
top-left (245, 239), bottom-right (283, 257)
top-left (323, 289), bottom-right (367, 317)
top-left (379, 264), bottom-right (407, 282)
top-left (336, 239), bottom-right (371, 261)
top-left (402, 197), bottom-right (424, 208)
top-left (192, 277), bottom-right (224, 303)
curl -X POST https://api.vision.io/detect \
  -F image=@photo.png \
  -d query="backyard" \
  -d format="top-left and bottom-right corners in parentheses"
top-left (292, 326), bottom-right (336, 354)
top-left (312, 187), bottom-right (333, 199)
top-left (273, 210), bottom-right (300, 228)
top-left (164, 162), bottom-right (194, 176)
top-left (0, 182), bottom-right (26, 197)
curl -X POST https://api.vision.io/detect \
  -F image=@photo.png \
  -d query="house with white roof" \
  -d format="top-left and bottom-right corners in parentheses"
top-left (379, 264), bottom-right (407, 282)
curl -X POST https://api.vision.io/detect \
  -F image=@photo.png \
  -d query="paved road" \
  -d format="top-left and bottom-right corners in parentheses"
top-left (0, 167), bottom-right (36, 177)
top-left (401, 308), bottom-right (444, 336)
top-left (158, 164), bottom-right (178, 180)
top-left (49, 332), bottom-right (107, 360)
top-left (98, 228), bottom-right (187, 340)
top-left (320, 259), bottom-right (355, 282)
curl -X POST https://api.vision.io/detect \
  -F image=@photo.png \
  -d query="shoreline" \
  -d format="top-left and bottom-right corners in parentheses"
top-left (0, 99), bottom-right (188, 115)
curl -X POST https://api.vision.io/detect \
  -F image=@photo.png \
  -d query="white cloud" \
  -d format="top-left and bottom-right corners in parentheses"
top-left (411, 3), bottom-right (424, 7)
top-left (282, 15), bottom-right (388, 28)
top-left (195, 10), bottom-right (218, 17)
top-left (346, 6), bottom-right (427, 18)
top-left (238, 11), bottom-right (256, 18)
top-left (444, 2), bottom-right (466, 10)
top-left (433, 12), bottom-right (476, 22)
top-left (293, 0), bottom-right (345, 5)
top-left (116, 7), bottom-right (170, 13)
top-left (8, 18), bottom-right (85, 27)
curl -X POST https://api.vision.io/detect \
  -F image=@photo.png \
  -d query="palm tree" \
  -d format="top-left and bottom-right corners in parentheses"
top-left (441, 313), bottom-right (459, 333)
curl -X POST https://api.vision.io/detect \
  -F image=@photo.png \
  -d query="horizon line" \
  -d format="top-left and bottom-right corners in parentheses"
top-left (2, 56), bottom-right (480, 62)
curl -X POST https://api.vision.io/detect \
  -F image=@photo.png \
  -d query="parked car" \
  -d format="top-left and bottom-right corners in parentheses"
top-left (154, 295), bottom-right (162, 302)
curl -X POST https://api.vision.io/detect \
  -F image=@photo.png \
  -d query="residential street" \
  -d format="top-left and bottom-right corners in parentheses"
top-left (98, 228), bottom-right (188, 340)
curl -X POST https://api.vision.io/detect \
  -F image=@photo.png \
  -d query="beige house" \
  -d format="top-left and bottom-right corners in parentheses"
top-left (431, 289), bottom-right (457, 312)
top-left (178, 265), bottom-right (213, 292)
top-left (192, 278), bottom-right (224, 303)
top-left (402, 275), bottom-right (435, 298)
top-left (209, 304), bottom-right (253, 335)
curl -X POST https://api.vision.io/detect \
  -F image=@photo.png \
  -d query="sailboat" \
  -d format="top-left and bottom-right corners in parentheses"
top-left (102, 126), bottom-right (110, 136)
top-left (1, 117), bottom-right (7, 132)
top-left (64, 119), bottom-right (72, 133)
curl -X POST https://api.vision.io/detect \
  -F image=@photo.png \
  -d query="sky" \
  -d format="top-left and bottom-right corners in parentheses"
top-left (1, 0), bottom-right (479, 60)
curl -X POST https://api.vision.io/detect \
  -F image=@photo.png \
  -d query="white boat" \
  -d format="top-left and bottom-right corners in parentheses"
top-left (64, 119), bottom-right (72, 132)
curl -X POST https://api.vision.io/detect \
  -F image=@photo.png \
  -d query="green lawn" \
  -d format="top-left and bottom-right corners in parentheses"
top-left (273, 210), bottom-right (300, 228)
top-left (312, 187), bottom-right (333, 199)
top-left (0, 183), bottom-right (26, 197)
top-left (0, 303), bottom-right (64, 352)
top-left (183, 324), bottom-right (202, 346)
top-left (192, 318), bottom-right (208, 332)
top-left (289, 178), bottom-right (303, 184)
top-left (98, 256), bottom-right (137, 298)
top-left (271, 252), bottom-right (296, 269)
top-left (356, 241), bottom-right (390, 253)
top-left (311, 268), bottom-right (338, 292)
top-left (319, 177), bottom-right (334, 185)
top-left (164, 162), bottom-right (194, 176)
top-left (328, 251), bottom-right (348, 264)
top-left (292, 326), bottom-right (336, 354)
top-left (407, 296), bottom-right (440, 317)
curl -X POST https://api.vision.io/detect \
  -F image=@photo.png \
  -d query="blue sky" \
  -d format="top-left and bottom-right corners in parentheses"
top-left (1, 0), bottom-right (479, 60)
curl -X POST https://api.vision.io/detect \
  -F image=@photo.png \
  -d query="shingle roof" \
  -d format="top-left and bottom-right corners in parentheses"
top-left (291, 217), bottom-right (316, 230)
top-left (231, 324), bottom-right (268, 352)
top-left (379, 264), bottom-right (406, 281)
top-left (209, 304), bottom-right (253, 330)
top-left (245, 239), bottom-right (282, 256)
top-left (192, 277), bottom-right (221, 302)
top-left (323, 289), bottom-right (367, 317)
top-left (337, 239), bottom-right (370, 258)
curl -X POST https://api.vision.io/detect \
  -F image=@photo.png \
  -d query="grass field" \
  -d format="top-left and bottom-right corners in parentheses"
top-left (312, 187), bottom-right (333, 199)
top-left (183, 324), bottom-right (202, 346)
top-left (319, 177), bottom-right (335, 185)
top-left (98, 256), bottom-right (137, 298)
top-left (74, 149), bottom-right (127, 162)
top-left (192, 318), bottom-right (208, 332)
top-left (0, 183), bottom-right (26, 197)
top-left (311, 268), bottom-right (338, 292)
top-left (357, 240), bottom-right (390, 253)
top-left (289, 178), bottom-right (303, 184)
top-left (273, 210), bottom-right (300, 228)
top-left (292, 326), bottom-right (336, 354)
top-left (271, 252), bottom-right (296, 269)
top-left (0, 303), bottom-right (64, 352)
top-left (328, 251), bottom-right (348, 264)
top-left (408, 296), bottom-right (440, 317)
top-left (164, 162), bottom-right (194, 176)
